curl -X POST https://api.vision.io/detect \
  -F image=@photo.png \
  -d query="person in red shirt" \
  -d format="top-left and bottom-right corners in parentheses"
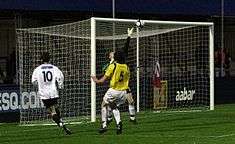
top-left (153, 59), bottom-right (161, 109)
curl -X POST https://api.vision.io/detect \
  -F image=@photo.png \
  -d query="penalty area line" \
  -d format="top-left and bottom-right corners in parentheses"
top-left (19, 121), bottom-right (83, 127)
top-left (153, 109), bottom-right (207, 114)
top-left (208, 133), bottom-right (235, 138)
top-left (120, 133), bottom-right (235, 139)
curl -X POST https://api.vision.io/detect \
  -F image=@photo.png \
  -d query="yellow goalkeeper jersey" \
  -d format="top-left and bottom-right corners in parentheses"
top-left (105, 63), bottom-right (130, 91)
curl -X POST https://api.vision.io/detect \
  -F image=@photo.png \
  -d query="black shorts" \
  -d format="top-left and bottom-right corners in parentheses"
top-left (42, 98), bottom-right (59, 108)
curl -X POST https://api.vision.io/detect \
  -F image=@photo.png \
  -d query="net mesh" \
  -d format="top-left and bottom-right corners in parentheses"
top-left (16, 18), bottom-right (212, 124)
top-left (17, 19), bottom-right (91, 124)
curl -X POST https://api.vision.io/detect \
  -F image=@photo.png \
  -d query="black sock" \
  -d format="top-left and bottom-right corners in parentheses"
top-left (52, 114), bottom-right (60, 126)
top-left (55, 108), bottom-right (61, 120)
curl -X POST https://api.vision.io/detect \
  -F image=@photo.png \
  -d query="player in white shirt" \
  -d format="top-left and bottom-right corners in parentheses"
top-left (31, 52), bottom-right (71, 135)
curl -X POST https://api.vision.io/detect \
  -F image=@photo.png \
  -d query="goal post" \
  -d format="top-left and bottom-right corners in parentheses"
top-left (209, 25), bottom-right (214, 111)
top-left (90, 18), bottom-right (96, 122)
top-left (16, 17), bottom-right (214, 124)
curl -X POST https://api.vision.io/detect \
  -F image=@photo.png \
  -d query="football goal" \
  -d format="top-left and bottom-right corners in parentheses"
top-left (16, 17), bottom-right (214, 124)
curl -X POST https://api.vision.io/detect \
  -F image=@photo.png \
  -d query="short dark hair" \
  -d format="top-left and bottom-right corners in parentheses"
top-left (41, 52), bottom-right (50, 63)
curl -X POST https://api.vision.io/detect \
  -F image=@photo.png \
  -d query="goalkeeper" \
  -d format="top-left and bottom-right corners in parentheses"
top-left (102, 28), bottom-right (136, 123)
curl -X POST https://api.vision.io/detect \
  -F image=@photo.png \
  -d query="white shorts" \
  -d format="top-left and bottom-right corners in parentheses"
top-left (103, 88), bottom-right (127, 107)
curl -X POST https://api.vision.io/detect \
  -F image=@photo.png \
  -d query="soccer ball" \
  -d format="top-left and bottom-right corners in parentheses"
top-left (136, 20), bottom-right (144, 28)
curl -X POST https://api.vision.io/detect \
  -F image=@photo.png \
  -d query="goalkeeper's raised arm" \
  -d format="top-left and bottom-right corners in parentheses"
top-left (118, 27), bottom-right (134, 61)
top-left (101, 27), bottom-right (134, 74)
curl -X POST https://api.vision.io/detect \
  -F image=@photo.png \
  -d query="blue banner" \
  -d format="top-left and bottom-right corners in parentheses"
top-left (0, 85), bottom-right (44, 113)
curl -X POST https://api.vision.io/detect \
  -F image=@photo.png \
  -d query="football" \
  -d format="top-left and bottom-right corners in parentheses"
top-left (136, 19), bottom-right (144, 28)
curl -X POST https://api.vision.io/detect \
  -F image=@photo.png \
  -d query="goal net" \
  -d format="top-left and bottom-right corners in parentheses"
top-left (16, 17), bottom-right (214, 124)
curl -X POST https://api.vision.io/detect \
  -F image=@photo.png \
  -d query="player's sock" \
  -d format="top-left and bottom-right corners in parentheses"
top-left (112, 108), bottom-right (121, 125)
top-left (107, 106), bottom-right (113, 125)
top-left (129, 104), bottom-right (135, 117)
top-left (55, 107), bottom-right (61, 118)
top-left (52, 114), bottom-right (60, 127)
top-left (107, 116), bottom-right (113, 122)
top-left (101, 107), bottom-right (107, 128)
top-left (55, 108), bottom-right (64, 127)
top-left (99, 121), bottom-right (108, 134)
top-left (107, 106), bottom-right (112, 119)
top-left (129, 104), bottom-right (136, 122)
top-left (116, 121), bottom-right (122, 135)
top-left (107, 117), bottom-right (113, 126)
top-left (130, 115), bottom-right (135, 120)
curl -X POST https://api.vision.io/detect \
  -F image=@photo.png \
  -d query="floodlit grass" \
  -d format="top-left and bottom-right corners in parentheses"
top-left (1, 104), bottom-right (235, 144)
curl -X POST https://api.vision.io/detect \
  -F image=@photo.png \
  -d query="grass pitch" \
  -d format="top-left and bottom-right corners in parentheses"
top-left (1, 104), bottom-right (235, 144)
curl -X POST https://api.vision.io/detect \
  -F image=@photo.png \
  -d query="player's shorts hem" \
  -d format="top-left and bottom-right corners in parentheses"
top-left (42, 98), bottom-right (59, 108)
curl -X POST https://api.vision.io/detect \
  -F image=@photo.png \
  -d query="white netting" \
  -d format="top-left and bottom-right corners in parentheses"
top-left (17, 19), bottom-right (91, 124)
top-left (16, 18), bottom-right (213, 124)
top-left (95, 20), bottom-right (212, 112)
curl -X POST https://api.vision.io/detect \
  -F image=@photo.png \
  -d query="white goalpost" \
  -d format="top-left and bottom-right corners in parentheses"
top-left (16, 17), bottom-right (214, 124)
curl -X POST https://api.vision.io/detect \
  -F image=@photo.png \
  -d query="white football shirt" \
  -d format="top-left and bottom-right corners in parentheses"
top-left (31, 63), bottom-right (64, 100)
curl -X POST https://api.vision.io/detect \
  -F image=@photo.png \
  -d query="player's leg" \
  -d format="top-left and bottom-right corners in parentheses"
top-left (126, 92), bottom-right (136, 123)
top-left (106, 105), bottom-right (113, 125)
top-left (112, 90), bottom-right (127, 134)
top-left (46, 98), bottom-right (61, 126)
top-left (54, 105), bottom-right (72, 135)
top-left (99, 98), bottom-right (109, 133)
top-left (50, 106), bottom-right (61, 126)
top-left (42, 99), bottom-right (59, 125)
top-left (43, 98), bottom-right (71, 135)
top-left (54, 105), bottom-right (62, 126)
top-left (111, 104), bottom-right (122, 135)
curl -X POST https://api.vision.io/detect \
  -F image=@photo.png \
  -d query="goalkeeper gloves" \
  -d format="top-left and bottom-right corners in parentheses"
top-left (127, 27), bottom-right (134, 37)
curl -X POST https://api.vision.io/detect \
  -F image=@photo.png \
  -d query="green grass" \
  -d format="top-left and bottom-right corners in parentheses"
top-left (1, 104), bottom-right (235, 144)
